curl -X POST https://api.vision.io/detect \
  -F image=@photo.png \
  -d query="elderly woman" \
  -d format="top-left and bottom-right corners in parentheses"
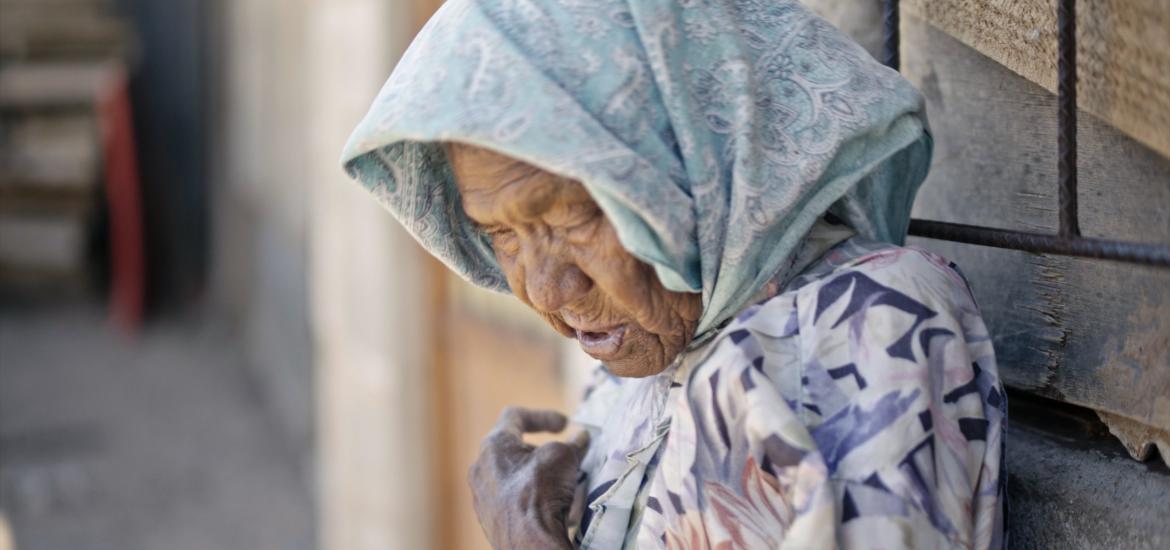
top-left (342, 0), bottom-right (1005, 548)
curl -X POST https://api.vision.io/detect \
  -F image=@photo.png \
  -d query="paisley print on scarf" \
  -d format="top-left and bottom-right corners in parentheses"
top-left (341, 0), bottom-right (931, 339)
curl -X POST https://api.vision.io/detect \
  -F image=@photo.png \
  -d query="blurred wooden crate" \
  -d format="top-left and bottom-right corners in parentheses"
top-left (0, 62), bottom-right (115, 293)
top-left (0, 212), bottom-right (89, 274)
top-left (0, 0), bottom-right (133, 61)
top-left (0, 61), bottom-right (121, 110)
top-left (0, 113), bottom-right (100, 193)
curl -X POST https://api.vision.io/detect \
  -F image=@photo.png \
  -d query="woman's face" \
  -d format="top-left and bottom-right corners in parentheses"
top-left (448, 144), bottom-right (702, 378)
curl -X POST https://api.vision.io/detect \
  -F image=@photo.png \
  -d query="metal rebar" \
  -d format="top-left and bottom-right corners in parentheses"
top-left (908, 219), bottom-right (1170, 267)
top-left (1058, 0), bottom-right (1080, 237)
top-left (882, 0), bottom-right (1170, 269)
top-left (882, 0), bottom-right (900, 70)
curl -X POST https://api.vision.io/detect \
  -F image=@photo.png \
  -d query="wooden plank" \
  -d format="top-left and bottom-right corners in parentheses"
top-left (306, 0), bottom-right (441, 542)
top-left (0, 0), bottom-right (111, 7)
top-left (0, 211), bottom-right (88, 272)
top-left (0, 62), bottom-right (119, 110)
top-left (0, 0), bottom-right (131, 60)
top-left (427, 256), bottom-right (458, 550)
top-left (0, 13), bottom-right (132, 60)
top-left (902, 16), bottom-right (1170, 439)
top-left (413, 0), bottom-right (448, 34)
top-left (0, 188), bottom-right (92, 215)
top-left (442, 304), bottom-right (567, 550)
top-left (0, 265), bottom-right (89, 295)
top-left (902, 0), bottom-right (1170, 163)
top-left (0, 113), bottom-right (100, 191)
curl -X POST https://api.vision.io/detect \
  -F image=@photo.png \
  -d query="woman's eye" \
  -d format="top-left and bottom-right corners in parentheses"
top-left (565, 217), bottom-right (599, 241)
top-left (488, 228), bottom-right (519, 254)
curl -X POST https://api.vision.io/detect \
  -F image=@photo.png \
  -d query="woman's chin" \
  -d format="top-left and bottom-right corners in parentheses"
top-left (567, 321), bottom-right (691, 378)
top-left (602, 357), bottom-right (668, 378)
top-left (597, 340), bottom-right (673, 378)
top-left (550, 323), bottom-right (661, 376)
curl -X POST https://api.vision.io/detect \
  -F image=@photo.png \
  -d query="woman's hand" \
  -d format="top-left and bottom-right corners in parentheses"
top-left (469, 407), bottom-right (589, 550)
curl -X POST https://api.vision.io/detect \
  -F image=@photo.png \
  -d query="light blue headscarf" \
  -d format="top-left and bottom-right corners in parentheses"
top-left (342, 0), bottom-right (931, 338)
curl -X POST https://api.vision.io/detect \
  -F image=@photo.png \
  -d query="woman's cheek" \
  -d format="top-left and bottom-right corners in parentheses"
top-left (622, 268), bottom-right (669, 334)
top-left (495, 254), bottom-right (528, 302)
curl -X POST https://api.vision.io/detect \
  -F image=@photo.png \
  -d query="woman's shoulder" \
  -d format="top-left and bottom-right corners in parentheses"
top-left (663, 243), bottom-right (1004, 548)
top-left (681, 241), bottom-right (992, 428)
top-left (842, 245), bottom-right (972, 295)
top-left (791, 240), bottom-right (976, 306)
top-left (786, 241), bottom-right (992, 374)
top-left (779, 242), bottom-right (986, 353)
top-left (699, 242), bottom-right (976, 358)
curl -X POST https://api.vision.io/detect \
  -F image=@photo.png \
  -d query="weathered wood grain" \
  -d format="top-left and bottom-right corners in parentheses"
top-left (902, 0), bottom-right (1170, 162)
top-left (0, 0), bottom-right (133, 60)
top-left (0, 62), bottom-right (119, 110)
top-left (902, 16), bottom-right (1170, 440)
top-left (0, 114), bottom-right (100, 191)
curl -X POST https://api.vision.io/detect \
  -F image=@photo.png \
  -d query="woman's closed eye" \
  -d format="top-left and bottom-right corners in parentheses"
top-left (481, 224), bottom-right (511, 237)
top-left (547, 204), bottom-right (601, 242)
top-left (485, 226), bottom-right (520, 255)
top-left (564, 215), bottom-right (600, 242)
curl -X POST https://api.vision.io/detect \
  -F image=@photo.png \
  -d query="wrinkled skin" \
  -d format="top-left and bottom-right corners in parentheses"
top-left (448, 143), bottom-right (702, 548)
top-left (468, 407), bottom-right (588, 550)
top-left (447, 144), bottom-right (702, 378)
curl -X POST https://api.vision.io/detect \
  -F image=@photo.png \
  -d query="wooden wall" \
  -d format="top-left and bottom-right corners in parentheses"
top-left (903, 0), bottom-right (1170, 160)
top-left (898, 13), bottom-right (1170, 461)
top-left (420, 5), bottom-right (1170, 549)
top-left (434, 299), bottom-right (569, 550)
top-left (409, 2), bottom-right (577, 549)
top-left (307, 1), bottom-right (440, 548)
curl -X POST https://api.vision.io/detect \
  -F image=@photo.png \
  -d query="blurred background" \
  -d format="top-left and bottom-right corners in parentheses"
top-left (1, 0), bottom-right (1168, 549)
top-left (0, 0), bottom-right (589, 548)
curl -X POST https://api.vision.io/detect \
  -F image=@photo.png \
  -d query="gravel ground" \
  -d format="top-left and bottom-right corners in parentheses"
top-left (0, 304), bottom-right (314, 550)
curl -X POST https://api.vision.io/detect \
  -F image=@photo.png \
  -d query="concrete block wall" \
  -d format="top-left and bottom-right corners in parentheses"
top-left (210, 0), bottom-right (441, 548)
top-left (210, 0), bottom-right (315, 481)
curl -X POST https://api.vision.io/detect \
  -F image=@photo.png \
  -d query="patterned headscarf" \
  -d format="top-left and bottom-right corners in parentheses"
top-left (341, 0), bottom-right (931, 338)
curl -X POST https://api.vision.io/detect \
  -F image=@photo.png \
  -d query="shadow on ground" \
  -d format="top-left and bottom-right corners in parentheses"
top-left (0, 304), bottom-right (314, 550)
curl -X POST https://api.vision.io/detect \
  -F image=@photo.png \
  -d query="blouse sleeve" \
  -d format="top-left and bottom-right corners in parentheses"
top-left (793, 247), bottom-right (1006, 549)
top-left (646, 293), bottom-right (841, 550)
top-left (625, 246), bottom-right (1004, 550)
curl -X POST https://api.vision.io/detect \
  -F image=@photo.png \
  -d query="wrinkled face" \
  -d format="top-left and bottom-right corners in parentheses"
top-left (447, 144), bottom-right (702, 378)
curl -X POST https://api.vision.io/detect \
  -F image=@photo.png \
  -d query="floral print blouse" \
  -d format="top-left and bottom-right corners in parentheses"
top-left (570, 238), bottom-right (1006, 549)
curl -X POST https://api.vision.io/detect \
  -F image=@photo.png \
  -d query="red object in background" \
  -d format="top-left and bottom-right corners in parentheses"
top-left (97, 70), bottom-right (145, 331)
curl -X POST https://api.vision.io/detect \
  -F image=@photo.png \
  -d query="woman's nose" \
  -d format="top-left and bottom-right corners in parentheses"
top-left (523, 254), bottom-right (593, 313)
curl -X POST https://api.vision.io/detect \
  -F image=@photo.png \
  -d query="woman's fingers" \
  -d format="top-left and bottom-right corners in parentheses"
top-left (531, 434), bottom-right (589, 493)
top-left (531, 441), bottom-right (578, 466)
top-left (570, 429), bottom-right (590, 457)
top-left (533, 431), bottom-right (590, 475)
top-left (469, 407), bottom-right (583, 550)
top-left (492, 406), bottom-right (568, 438)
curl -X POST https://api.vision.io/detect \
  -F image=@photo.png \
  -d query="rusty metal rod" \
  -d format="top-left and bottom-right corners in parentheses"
top-left (880, 0), bottom-right (1169, 268)
top-left (908, 219), bottom-right (1170, 267)
top-left (1058, 0), bottom-right (1081, 237)
top-left (882, 0), bottom-right (900, 70)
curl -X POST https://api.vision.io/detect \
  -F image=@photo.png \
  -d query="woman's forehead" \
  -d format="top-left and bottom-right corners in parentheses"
top-left (447, 144), bottom-right (542, 193)
top-left (447, 144), bottom-right (593, 221)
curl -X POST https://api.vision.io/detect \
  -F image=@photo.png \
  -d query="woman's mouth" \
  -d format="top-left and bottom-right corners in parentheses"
top-left (574, 324), bottom-right (627, 358)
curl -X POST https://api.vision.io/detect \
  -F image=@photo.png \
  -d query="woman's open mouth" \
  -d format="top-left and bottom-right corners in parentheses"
top-left (574, 324), bottom-right (627, 358)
